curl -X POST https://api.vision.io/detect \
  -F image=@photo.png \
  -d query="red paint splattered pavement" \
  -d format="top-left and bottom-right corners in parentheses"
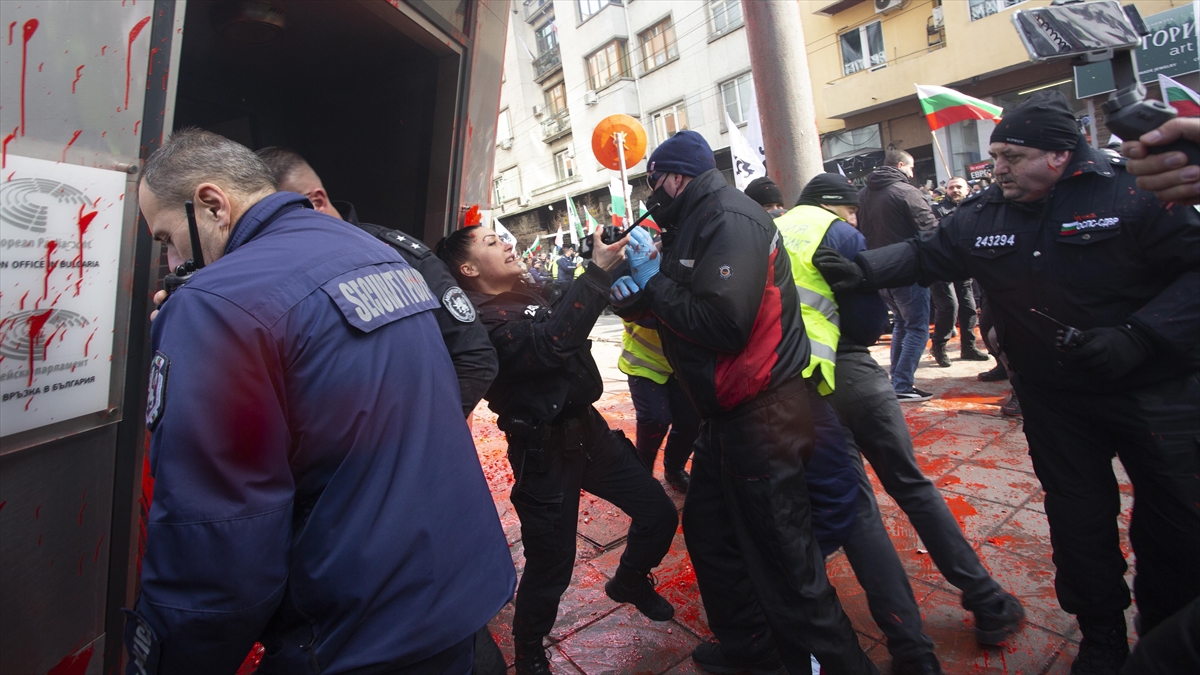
top-left (471, 316), bottom-right (1136, 674)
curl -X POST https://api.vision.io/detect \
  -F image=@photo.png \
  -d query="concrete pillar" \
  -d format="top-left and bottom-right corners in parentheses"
top-left (742, 0), bottom-right (825, 206)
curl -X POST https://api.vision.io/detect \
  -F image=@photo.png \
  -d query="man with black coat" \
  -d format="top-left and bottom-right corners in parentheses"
top-left (858, 150), bottom-right (939, 401)
top-left (815, 92), bottom-right (1200, 675)
top-left (928, 176), bottom-right (990, 367)
top-left (612, 130), bottom-right (875, 675)
top-left (256, 148), bottom-right (497, 416)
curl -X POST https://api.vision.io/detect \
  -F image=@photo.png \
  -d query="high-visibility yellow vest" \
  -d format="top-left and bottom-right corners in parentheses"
top-left (618, 320), bottom-right (672, 384)
top-left (773, 205), bottom-right (841, 395)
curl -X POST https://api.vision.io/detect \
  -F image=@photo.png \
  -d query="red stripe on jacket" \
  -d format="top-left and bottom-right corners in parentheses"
top-left (714, 248), bottom-right (783, 410)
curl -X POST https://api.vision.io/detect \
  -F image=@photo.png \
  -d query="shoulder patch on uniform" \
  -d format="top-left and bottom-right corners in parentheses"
top-left (718, 265), bottom-right (733, 279)
top-left (123, 607), bottom-right (162, 675)
top-left (379, 229), bottom-right (430, 256)
top-left (145, 352), bottom-right (169, 432)
top-left (321, 263), bottom-right (440, 332)
top-left (442, 286), bottom-right (477, 323)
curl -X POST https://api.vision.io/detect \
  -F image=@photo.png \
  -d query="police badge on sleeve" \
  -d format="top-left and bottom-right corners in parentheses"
top-left (145, 352), bottom-right (169, 431)
top-left (442, 286), bottom-right (477, 323)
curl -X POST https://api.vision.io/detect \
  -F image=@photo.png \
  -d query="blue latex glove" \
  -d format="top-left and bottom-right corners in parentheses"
top-left (609, 276), bottom-right (640, 307)
top-left (627, 227), bottom-right (661, 289)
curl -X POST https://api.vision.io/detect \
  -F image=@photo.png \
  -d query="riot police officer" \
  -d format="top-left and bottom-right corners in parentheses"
top-left (436, 226), bottom-right (678, 675)
top-left (815, 91), bottom-right (1200, 675)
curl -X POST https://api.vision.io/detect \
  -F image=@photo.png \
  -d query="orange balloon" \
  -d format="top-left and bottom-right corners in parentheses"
top-left (591, 114), bottom-right (648, 170)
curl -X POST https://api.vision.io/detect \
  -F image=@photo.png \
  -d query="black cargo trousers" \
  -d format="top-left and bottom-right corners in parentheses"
top-left (1012, 372), bottom-right (1200, 634)
top-left (682, 377), bottom-right (877, 675)
top-left (507, 406), bottom-right (678, 642)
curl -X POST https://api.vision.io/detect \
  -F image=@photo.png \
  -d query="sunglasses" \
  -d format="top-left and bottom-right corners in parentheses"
top-left (645, 172), bottom-right (665, 191)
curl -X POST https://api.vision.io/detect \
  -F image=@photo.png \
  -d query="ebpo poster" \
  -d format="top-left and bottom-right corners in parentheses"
top-left (1, 155), bottom-right (127, 437)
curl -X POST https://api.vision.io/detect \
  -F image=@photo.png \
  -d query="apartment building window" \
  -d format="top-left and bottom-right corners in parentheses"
top-left (840, 21), bottom-right (886, 76)
top-left (554, 149), bottom-right (577, 182)
top-left (496, 108), bottom-right (512, 145)
top-left (494, 167), bottom-right (521, 204)
top-left (639, 19), bottom-right (678, 73)
top-left (535, 19), bottom-right (558, 54)
top-left (578, 0), bottom-right (617, 22)
top-left (651, 103), bottom-right (688, 145)
top-left (586, 40), bottom-right (630, 91)
top-left (709, 0), bottom-right (743, 36)
top-left (720, 73), bottom-right (755, 126)
top-left (968, 0), bottom-right (1026, 22)
top-left (545, 81), bottom-right (567, 114)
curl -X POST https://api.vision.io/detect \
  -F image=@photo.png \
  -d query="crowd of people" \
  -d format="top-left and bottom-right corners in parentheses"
top-left (125, 93), bottom-right (1197, 675)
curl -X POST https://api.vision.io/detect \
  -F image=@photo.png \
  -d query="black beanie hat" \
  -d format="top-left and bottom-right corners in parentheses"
top-left (798, 173), bottom-right (859, 208)
top-left (744, 177), bottom-right (784, 206)
top-left (647, 130), bottom-right (717, 178)
top-left (990, 90), bottom-right (1081, 151)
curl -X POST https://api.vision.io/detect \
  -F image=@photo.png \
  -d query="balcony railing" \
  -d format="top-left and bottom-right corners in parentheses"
top-left (533, 45), bottom-right (562, 81)
top-left (524, 0), bottom-right (552, 23)
top-left (541, 109), bottom-right (571, 141)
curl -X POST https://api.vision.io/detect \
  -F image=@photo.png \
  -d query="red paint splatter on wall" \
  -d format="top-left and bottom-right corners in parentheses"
top-left (62, 129), bottom-right (82, 162)
top-left (101, 45), bottom-right (107, 56)
top-left (133, 120), bottom-right (140, 135)
top-left (2, 126), bottom-right (17, 169)
top-left (71, 65), bottom-right (84, 93)
top-left (148, 46), bottom-right (159, 75)
top-left (125, 17), bottom-right (152, 111)
top-left (7, 21), bottom-right (16, 45)
top-left (43, 240), bottom-right (57, 300)
top-left (84, 329), bottom-right (97, 357)
top-left (20, 19), bottom-right (38, 136)
top-left (74, 205), bottom-right (98, 295)
top-left (19, 290), bottom-right (29, 310)
top-left (46, 643), bottom-right (94, 675)
top-left (26, 310), bottom-right (52, 385)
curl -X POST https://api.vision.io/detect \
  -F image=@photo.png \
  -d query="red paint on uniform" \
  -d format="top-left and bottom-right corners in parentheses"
top-left (0, 501), bottom-right (5, 512)
top-left (84, 329), bottom-right (96, 357)
top-left (43, 240), bottom-right (58, 300)
top-left (26, 310), bottom-right (52, 386)
top-left (62, 129), bottom-right (82, 162)
top-left (47, 643), bottom-right (93, 675)
top-left (94, 534), bottom-right (105, 562)
top-left (71, 65), bottom-right (84, 93)
top-left (78, 491), bottom-right (87, 525)
top-left (74, 205), bottom-right (98, 295)
top-left (125, 17), bottom-right (152, 111)
top-left (3, 125), bottom-right (18, 169)
top-left (20, 19), bottom-right (38, 136)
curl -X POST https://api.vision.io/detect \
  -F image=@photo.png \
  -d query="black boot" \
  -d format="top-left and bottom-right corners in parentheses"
top-left (605, 564), bottom-right (674, 621)
top-left (514, 636), bottom-right (551, 675)
top-left (931, 342), bottom-right (952, 367)
top-left (973, 591), bottom-right (1025, 645)
top-left (1071, 615), bottom-right (1129, 675)
top-left (665, 468), bottom-right (690, 493)
top-left (961, 343), bottom-right (990, 361)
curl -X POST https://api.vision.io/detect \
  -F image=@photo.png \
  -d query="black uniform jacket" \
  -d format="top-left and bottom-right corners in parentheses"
top-left (468, 263), bottom-right (613, 427)
top-left (335, 202), bottom-right (498, 415)
top-left (618, 169), bottom-right (811, 418)
top-left (856, 140), bottom-right (1200, 392)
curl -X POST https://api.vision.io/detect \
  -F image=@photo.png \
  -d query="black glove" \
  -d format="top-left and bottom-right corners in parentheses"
top-left (812, 245), bottom-right (865, 293)
top-left (1062, 324), bottom-right (1154, 380)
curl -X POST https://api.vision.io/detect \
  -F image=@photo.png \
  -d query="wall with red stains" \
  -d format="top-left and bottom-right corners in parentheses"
top-left (0, 1), bottom-right (154, 673)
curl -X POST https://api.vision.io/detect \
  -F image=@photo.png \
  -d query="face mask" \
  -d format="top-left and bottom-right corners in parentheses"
top-left (646, 185), bottom-right (676, 230)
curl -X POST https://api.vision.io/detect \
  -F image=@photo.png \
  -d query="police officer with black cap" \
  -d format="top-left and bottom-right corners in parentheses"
top-left (814, 91), bottom-right (1200, 675)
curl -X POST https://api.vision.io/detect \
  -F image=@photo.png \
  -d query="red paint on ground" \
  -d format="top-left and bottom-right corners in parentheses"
top-left (943, 493), bottom-right (978, 529)
top-left (47, 644), bottom-right (94, 675)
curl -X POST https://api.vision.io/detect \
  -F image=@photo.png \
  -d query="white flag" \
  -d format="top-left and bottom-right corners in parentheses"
top-left (493, 218), bottom-right (518, 248)
top-left (744, 92), bottom-right (766, 168)
top-left (728, 112), bottom-right (766, 190)
top-left (554, 226), bottom-right (564, 250)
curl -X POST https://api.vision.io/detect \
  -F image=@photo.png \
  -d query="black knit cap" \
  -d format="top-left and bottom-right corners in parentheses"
top-left (646, 130), bottom-right (717, 178)
top-left (744, 177), bottom-right (784, 206)
top-left (798, 173), bottom-right (859, 208)
top-left (990, 90), bottom-right (1081, 151)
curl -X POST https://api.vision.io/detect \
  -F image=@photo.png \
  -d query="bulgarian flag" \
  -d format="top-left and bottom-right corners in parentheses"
top-left (525, 236), bottom-right (545, 258)
top-left (583, 205), bottom-right (600, 235)
top-left (916, 84), bottom-right (1003, 131)
top-left (1158, 74), bottom-right (1200, 117)
top-left (638, 200), bottom-right (661, 233)
top-left (609, 177), bottom-right (630, 227)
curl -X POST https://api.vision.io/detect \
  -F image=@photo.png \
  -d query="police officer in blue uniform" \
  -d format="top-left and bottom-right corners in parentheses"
top-left (127, 129), bottom-right (515, 674)
top-left (816, 92), bottom-right (1200, 675)
top-left (255, 147), bottom-right (497, 417)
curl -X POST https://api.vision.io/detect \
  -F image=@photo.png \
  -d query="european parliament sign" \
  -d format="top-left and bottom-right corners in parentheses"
top-left (1075, 3), bottom-right (1197, 99)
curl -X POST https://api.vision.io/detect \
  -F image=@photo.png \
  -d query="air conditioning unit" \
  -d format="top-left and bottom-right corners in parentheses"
top-left (565, 145), bottom-right (575, 158)
top-left (518, 194), bottom-right (531, 206)
top-left (533, 104), bottom-right (545, 117)
top-left (875, 0), bottom-right (905, 14)
top-left (584, 90), bottom-right (599, 106)
top-left (931, 6), bottom-right (944, 27)
top-left (499, 138), bottom-right (513, 150)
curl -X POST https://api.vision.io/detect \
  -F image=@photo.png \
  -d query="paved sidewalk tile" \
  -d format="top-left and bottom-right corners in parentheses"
top-left (472, 323), bottom-right (1136, 673)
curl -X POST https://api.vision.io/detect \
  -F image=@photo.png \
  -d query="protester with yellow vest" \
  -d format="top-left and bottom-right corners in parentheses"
top-left (618, 314), bottom-right (699, 493)
top-left (783, 174), bottom-right (1024, 673)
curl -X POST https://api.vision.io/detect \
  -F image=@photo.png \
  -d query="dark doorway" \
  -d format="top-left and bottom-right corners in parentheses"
top-left (174, 0), bottom-right (450, 236)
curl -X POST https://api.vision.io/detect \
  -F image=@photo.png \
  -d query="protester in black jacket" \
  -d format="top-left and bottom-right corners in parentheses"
top-left (256, 148), bottom-right (498, 416)
top-left (436, 226), bottom-right (678, 675)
